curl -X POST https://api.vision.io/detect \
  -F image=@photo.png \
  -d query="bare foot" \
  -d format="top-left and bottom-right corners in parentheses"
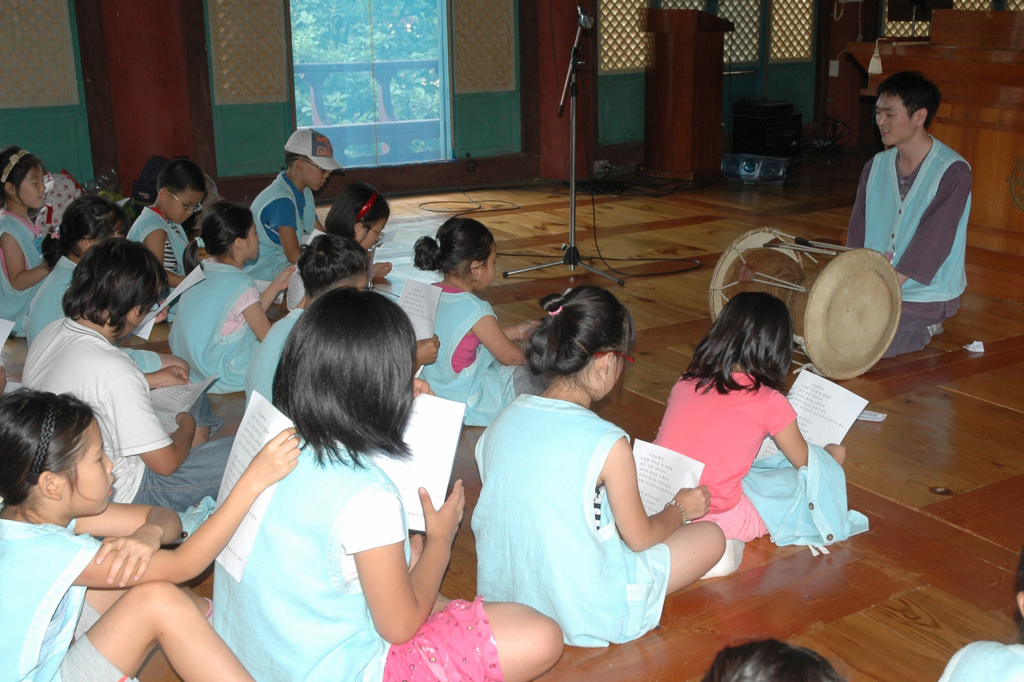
top-left (824, 443), bottom-right (846, 466)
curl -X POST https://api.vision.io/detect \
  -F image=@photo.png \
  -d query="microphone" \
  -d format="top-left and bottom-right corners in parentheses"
top-left (577, 5), bottom-right (594, 29)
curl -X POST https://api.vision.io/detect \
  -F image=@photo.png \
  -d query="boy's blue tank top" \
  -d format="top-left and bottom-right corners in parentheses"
top-left (24, 256), bottom-right (161, 372)
top-left (127, 207), bottom-right (189, 277)
top-left (244, 173), bottom-right (315, 281)
top-left (472, 394), bottom-right (671, 647)
top-left (214, 444), bottom-right (409, 682)
top-left (244, 308), bottom-right (302, 406)
top-left (0, 212), bottom-right (46, 336)
top-left (418, 288), bottom-right (515, 426)
top-left (168, 261), bottom-right (259, 393)
top-left (0, 518), bottom-right (100, 682)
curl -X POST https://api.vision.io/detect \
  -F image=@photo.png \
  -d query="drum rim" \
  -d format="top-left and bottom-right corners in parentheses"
top-left (709, 227), bottom-right (802, 321)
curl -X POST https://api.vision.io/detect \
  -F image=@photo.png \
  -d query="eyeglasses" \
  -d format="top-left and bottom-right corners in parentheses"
top-left (593, 350), bottom-right (635, 365)
top-left (170, 191), bottom-right (202, 214)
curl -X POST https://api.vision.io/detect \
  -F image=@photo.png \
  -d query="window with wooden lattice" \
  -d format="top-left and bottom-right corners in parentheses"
top-left (883, 0), bottom-right (993, 38)
top-left (1008, 0), bottom-right (1024, 10)
top-left (598, 0), bottom-right (648, 74)
top-left (719, 0), bottom-right (761, 64)
top-left (661, 0), bottom-right (705, 9)
top-left (770, 0), bottom-right (814, 62)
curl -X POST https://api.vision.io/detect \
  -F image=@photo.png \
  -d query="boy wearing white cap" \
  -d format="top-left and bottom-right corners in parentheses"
top-left (244, 129), bottom-right (342, 280)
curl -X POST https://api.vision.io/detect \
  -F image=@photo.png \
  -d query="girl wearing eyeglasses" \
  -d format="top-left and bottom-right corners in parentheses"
top-left (471, 285), bottom-right (725, 647)
top-left (127, 158), bottom-right (206, 288)
top-left (324, 181), bottom-right (394, 280)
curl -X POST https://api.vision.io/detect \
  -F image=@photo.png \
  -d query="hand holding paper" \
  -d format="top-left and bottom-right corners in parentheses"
top-left (134, 265), bottom-right (206, 339)
top-left (150, 374), bottom-right (220, 433)
top-left (398, 279), bottom-right (442, 341)
top-left (631, 440), bottom-right (706, 517)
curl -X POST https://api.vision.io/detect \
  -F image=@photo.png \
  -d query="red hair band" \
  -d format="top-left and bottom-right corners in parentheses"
top-left (356, 191), bottom-right (379, 224)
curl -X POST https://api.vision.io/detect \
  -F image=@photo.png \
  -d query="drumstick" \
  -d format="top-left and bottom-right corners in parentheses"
top-left (795, 237), bottom-right (853, 252)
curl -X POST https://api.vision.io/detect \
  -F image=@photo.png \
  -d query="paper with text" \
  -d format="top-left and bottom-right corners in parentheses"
top-left (286, 269), bottom-right (305, 311)
top-left (397, 279), bottom-right (442, 340)
top-left (134, 266), bottom-right (206, 339)
top-left (0, 318), bottom-right (15, 347)
top-left (632, 440), bottom-right (705, 517)
top-left (756, 370), bottom-right (869, 459)
top-left (304, 228), bottom-right (327, 245)
top-left (4, 380), bottom-right (22, 394)
top-left (216, 391), bottom-right (295, 582)
top-left (374, 393), bottom-right (465, 532)
top-left (150, 374), bottom-right (219, 433)
top-left (373, 229), bottom-right (397, 249)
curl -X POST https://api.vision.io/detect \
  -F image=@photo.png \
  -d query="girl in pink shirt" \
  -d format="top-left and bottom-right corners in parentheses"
top-left (655, 292), bottom-right (846, 559)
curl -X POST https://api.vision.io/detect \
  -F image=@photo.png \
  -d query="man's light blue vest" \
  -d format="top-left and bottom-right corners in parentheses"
top-left (127, 207), bottom-right (189, 277)
top-left (214, 445), bottom-right (409, 682)
top-left (168, 261), bottom-right (259, 393)
top-left (418, 290), bottom-right (515, 427)
top-left (244, 308), bottom-right (302, 406)
top-left (473, 395), bottom-right (671, 647)
top-left (0, 518), bottom-right (100, 682)
top-left (244, 173), bottom-right (316, 281)
top-left (25, 257), bottom-right (161, 372)
top-left (938, 641), bottom-right (1024, 682)
top-left (0, 214), bottom-right (45, 336)
top-left (864, 138), bottom-right (970, 303)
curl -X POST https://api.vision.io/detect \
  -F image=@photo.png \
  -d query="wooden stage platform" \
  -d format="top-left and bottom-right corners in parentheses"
top-left (9, 151), bottom-right (1018, 682)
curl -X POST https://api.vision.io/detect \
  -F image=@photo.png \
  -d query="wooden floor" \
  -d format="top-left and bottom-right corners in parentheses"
top-left (13, 152), bottom-right (1023, 682)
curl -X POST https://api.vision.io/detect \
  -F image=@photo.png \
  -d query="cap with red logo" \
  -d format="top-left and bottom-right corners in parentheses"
top-left (284, 129), bottom-right (343, 172)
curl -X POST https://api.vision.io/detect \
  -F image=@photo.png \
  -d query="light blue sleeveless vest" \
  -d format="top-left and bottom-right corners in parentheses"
top-left (24, 257), bottom-right (161, 372)
top-left (244, 173), bottom-right (315, 281)
top-left (168, 261), bottom-right (259, 393)
top-left (127, 207), bottom-right (189, 277)
top-left (472, 395), bottom-right (672, 647)
top-left (939, 641), bottom-right (1024, 682)
top-left (214, 444), bottom-right (409, 682)
top-left (864, 138), bottom-right (971, 303)
top-left (244, 308), bottom-right (302, 406)
top-left (418, 290), bottom-right (516, 426)
top-left (0, 518), bottom-right (100, 682)
top-left (0, 212), bottom-right (46, 336)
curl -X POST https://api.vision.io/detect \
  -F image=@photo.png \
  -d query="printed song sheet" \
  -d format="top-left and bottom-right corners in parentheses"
top-left (632, 440), bottom-right (705, 517)
top-left (286, 230), bottom-right (330, 309)
top-left (756, 370), bottom-right (869, 459)
top-left (304, 228), bottom-right (327, 245)
top-left (397, 279), bottom-right (442, 340)
top-left (0, 318), bottom-right (15, 347)
top-left (134, 265), bottom-right (206, 339)
top-left (216, 392), bottom-right (295, 582)
top-left (374, 394), bottom-right (465, 532)
top-left (150, 374), bottom-right (220, 433)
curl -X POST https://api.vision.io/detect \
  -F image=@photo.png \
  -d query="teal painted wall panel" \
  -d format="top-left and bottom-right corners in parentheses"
top-left (453, 92), bottom-right (522, 158)
top-left (0, 0), bottom-right (93, 181)
top-left (598, 73), bottom-right (645, 145)
top-left (211, 103), bottom-right (293, 178)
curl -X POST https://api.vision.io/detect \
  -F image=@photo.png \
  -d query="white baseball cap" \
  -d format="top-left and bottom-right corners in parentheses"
top-left (285, 129), bottom-right (343, 172)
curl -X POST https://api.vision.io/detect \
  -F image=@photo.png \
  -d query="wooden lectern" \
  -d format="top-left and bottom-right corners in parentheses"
top-left (640, 9), bottom-right (733, 180)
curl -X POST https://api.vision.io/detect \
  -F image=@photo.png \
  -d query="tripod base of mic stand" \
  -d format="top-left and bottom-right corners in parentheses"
top-left (502, 246), bottom-right (625, 285)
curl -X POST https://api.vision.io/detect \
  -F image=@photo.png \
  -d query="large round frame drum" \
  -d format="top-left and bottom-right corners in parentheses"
top-left (709, 228), bottom-right (902, 380)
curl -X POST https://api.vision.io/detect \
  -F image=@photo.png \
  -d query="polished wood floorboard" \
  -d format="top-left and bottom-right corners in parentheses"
top-left (8, 153), bottom-right (1021, 682)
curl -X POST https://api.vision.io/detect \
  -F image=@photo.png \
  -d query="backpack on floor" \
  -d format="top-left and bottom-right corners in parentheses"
top-left (131, 155), bottom-right (170, 205)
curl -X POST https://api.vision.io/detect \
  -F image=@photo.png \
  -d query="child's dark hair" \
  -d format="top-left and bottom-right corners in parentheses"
top-left (285, 151), bottom-right (306, 168)
top-left (0, 390), bottom-right (96, 507)
top-left (297, 234), bottom-right (370, 298)
top-left (182, 201), bottom-right (253, 273)
top-left (273, 288), bottom-right (416, 468)
top-left (413, 216), bottom-right (495, 280)
top-left (63, 238), bottom-right (166, 334)
top-left (877, 71), bottom-right (941, 128)
top-left (41, 195), bottom-right (128, 267)
top-left (156, 157), bottom-right (206, 194)
top-left (0, 145), bottom-right (45, 208)
top-left (684, 292), bottom-right (793, 395)
top-left (324, 181), bottom-right (391, 238)
top-left (702, 640), bottom-right (845, 682)
top-left (526, 286), bottom-right (635, 389)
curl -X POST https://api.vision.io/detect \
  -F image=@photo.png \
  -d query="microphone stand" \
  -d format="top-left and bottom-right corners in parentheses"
top-left (502, 12), bottom-right (624, 285)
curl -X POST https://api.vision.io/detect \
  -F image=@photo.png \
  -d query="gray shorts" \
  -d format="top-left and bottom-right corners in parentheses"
top-left (64, 602), bottom-right (137, 682)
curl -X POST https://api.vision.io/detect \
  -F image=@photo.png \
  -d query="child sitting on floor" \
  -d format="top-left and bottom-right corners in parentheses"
top-left (413, 217), bottom-right (538, 426)
top-left (472, 286), bottom-right (727, 647)
top-left (324, 181), bottom-right (393, 279)
top-left (0, 146), bottom-right (51, 335)
top-left (24, 239), bottom-right (233, 511)
top-left (0, 388), bottom-right (299, 682)
top-left (127, 157), bottom-right (206, 288)
top-left (169, 202), bottom-right (292, 393)
top-left (26, 195), bottom-right (187, 376)
top-left (245, 129), bottom-right (339, 281)
top-left (244, 233), bottom-right (369, 405)
top-left (654, 292), bottom-right (847, 569)
top-left (214, 287), bottom-right (564, 682)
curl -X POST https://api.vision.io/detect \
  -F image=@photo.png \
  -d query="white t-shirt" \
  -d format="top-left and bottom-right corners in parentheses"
top-left (23, 319), bottom-right (173, 502)
top-left (335, 485), bottom-right (407, 584)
